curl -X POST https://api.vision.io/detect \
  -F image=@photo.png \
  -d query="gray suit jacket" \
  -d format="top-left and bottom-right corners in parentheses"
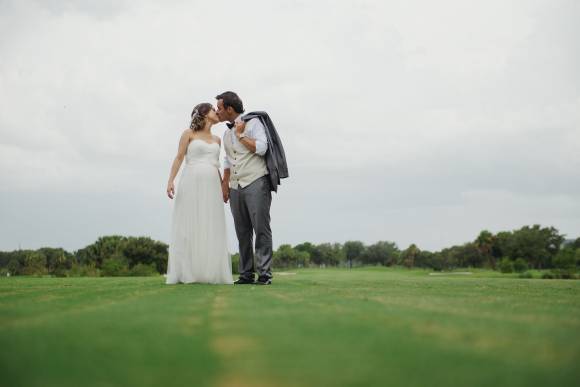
top-left (242, 111), bottom-right (289, 192)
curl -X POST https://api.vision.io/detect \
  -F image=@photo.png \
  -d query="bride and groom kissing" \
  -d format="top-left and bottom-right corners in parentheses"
top-left (165, 91), bottom-right (288, 286)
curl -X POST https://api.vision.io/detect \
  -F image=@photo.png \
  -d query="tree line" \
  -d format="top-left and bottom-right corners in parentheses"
top-left (1, 225), bottom-right (579, 278)
top-left (270, 225), bottom-right (579, 279)
top-left (0, 236), bottom-right (166, 278)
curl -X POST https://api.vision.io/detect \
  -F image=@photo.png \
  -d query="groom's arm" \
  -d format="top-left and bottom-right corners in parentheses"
top-left (237, 136), bottom-right (257, 153)
top-left (221, 132), bottom-right (231, 203)
top-left (236, 119), bottom-right (267, 155)
top-left (222, 168), bottom-right (231, 184)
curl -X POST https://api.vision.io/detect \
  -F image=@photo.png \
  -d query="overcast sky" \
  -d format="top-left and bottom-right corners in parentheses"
top-left (1, 0), bottom-right (579, 253)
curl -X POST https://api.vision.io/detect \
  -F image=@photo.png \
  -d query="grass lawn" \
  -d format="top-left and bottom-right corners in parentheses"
top-left (1, 268), bottom-right (579, 387)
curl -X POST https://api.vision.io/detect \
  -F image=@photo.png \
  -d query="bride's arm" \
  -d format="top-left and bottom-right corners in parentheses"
top-left (215, 136), bottom-right (230, 203)
top-left (216, 137), bottom-right (223, 183)
top-left (166, 130), bottom-right (190, 199)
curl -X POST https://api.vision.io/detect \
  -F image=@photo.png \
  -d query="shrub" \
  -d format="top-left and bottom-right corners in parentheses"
top-left (499, 258), bottom-right (514, 273)
top-left (22, 251), bottom-right (48, 276)
top-left (231, 253), bottom-right (240, 274)
top-left (68, 263), bottom-right (101, 277)
top-left (552, 269), bottom-right (576, 280)
top-left (129, 263), bottom-right (158, 276)
top-left (518, 271), bottom-right (533, 279)
top-left (52, 267), bottom-right (69, 277)
top-left (513, 258), bottom-right (528, 273)
top-left (6, 258), bottom-right (22, 276)
top-left (541, 272), bottom-right (554, 279)
top-left (553, 249), bottom-right (576, 271)
top-left (274, 245), bottom-right (310, 268)
top-left (122, 237), bottom-right (168, 274)
top-left (39, 247), bottom-right (73, 276)
top-left (101, 256), bottom-right (129, 277)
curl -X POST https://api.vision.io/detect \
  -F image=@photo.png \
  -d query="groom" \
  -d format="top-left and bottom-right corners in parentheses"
top-left (216, 91), bottom-right (273, 285)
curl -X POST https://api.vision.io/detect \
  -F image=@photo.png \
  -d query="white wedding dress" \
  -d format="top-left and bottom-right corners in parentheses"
top-left (166, 139), bottom-right (233, 285)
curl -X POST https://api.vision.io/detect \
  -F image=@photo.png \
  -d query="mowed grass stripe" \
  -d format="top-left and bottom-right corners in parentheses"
top-left (1, 269), bottom-right (579, 387)
top-left (0, 277), bottom-right (172, 328)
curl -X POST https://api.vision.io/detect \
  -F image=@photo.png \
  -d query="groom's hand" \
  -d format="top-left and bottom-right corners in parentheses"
top-left (221, 181), bottom-right (230, 203)
top-left (235, 121), bottom-right (246, 135)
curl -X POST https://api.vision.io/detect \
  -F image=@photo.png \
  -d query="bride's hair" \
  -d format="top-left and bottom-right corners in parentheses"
top-left (190, 102), bottom-right (212, 132)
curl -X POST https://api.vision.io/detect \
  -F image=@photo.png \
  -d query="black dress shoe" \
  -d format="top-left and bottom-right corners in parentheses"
top-left (256, 277), bottom-right (272, 285)
top-left (234, 277), bottom-right (255, 285)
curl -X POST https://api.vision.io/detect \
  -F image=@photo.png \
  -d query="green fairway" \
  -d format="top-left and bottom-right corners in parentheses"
top-left (1, 268), bottom-right (579, 387)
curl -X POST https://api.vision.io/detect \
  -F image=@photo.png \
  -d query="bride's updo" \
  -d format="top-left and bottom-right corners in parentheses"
top-left (189, 103), bottom-right (212, 132)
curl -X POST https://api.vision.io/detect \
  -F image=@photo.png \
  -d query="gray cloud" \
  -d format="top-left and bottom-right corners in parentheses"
top-left (1, 0), bottom-right (579, 252)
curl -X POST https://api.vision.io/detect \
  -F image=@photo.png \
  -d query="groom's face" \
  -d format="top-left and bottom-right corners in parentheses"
top-left (216, 99), bottom-right (234, 123)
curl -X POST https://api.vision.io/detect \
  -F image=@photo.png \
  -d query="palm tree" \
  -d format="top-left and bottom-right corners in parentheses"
top-left (475, 230), bottom-right (495, 269)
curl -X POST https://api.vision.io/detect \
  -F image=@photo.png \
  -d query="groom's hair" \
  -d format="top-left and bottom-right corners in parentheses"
top-left (216, 91), bottom-right (244, 114)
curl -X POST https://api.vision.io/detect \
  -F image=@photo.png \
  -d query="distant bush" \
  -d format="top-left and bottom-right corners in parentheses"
top-left (513, 258), bottom-right (528, 273)
top-left (499, 258), bottom-right (514, 273)
top-left (75, 235), bottom-right (167, 275)
top-left (518, 271), bottom-right (533, 279)
top-left (39, 248), bottom-right (74, 277)
top-left (551, 269), bottom-right (576, 280)
top-left (101, 255), bottom-right (129, 277)
top-left (68, 263), bottom-right (100, 277)
top-left (553, 248), bottom-right (576, 271)
top-left (22, 251), bottom-right (48, 276)
top-left (274, 245), bottom-right (310, 268)
top-left (53, 269), bottom-right (68, 277)
top-left (6, 258), bottom-right (22, 276)
top-left (541, 272), bottom-right (554, 279)
top-left (128, 263), bottom-right (158, 277)
top-left (231, 253), bottom-right (240, 274)
top-left (122, 237), bottom-right (167, 274)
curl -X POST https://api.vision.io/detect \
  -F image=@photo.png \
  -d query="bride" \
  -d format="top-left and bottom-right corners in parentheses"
top-left (165, 102), bottom-right (233, 285)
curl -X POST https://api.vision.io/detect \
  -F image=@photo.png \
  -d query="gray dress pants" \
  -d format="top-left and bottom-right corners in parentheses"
top-left (229, 176), bottom-right (273, 280)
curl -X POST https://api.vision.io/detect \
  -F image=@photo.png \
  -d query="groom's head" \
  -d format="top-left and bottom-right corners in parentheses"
top-left (216, 91), bottom-right (244, 123)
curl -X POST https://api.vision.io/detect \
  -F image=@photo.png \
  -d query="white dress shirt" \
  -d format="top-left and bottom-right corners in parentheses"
top-left (223, 115), bottom-right (268, 169)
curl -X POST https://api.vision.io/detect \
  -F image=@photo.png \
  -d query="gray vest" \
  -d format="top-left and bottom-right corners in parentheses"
top-left (224, 129), bottom-right (268, 189)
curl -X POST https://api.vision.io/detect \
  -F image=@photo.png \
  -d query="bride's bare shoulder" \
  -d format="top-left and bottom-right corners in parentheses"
top-left (180, 128), bottom-right (194, 139)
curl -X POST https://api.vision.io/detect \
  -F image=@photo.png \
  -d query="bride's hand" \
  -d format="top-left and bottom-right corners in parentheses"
top-left (235, 121), bottom-right (246, 135)
top-left (167, 182), bottom-right (175, 199)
